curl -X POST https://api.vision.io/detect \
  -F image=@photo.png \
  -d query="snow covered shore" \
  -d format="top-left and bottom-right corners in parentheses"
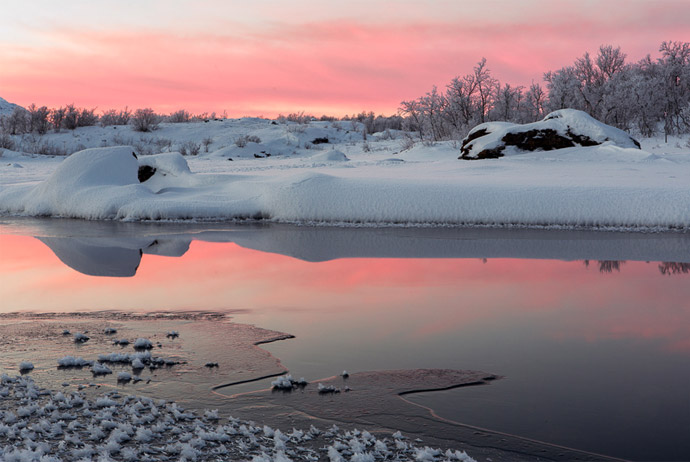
top-left (0, 374), bottom-right (477, 462)
top-left (1, 117), bottom-right (688, 230)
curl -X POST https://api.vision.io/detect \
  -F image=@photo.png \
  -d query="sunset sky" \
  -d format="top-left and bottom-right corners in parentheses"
top-left (1, 0), bottom-right (688, 117)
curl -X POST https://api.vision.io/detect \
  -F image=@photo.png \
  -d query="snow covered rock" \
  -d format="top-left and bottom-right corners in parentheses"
top-left (137, 152), bottom-right (191, 183)
top-left (459, 109), bottom-right (641, 159)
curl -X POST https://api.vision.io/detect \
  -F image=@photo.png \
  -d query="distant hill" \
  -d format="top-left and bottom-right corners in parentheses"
top-left (0, 97), bottom-right (23, 117)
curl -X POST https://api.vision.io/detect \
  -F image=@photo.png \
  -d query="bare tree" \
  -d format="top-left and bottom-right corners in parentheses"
top-left (131, 108), bottom-right (160, 132)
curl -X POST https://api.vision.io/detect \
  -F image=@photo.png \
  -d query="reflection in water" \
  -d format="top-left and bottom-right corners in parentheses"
top-left (1, 217), bottom-right (687, 277)
top-left (659, 261), bottom-right (690, 275)
top-left (583, 259), bottom-right (627, 273)
top-left (1, 217), bottom-right (690, 461)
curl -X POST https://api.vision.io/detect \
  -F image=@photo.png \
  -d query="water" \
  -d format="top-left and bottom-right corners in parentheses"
top-left (1, 217), bottom-right (689, 461)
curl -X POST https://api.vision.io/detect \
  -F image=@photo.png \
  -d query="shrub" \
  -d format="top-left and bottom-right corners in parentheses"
top-left (202, 136), bottom-right (213, 152)
top-left (400, 134), bottom-right (416, 151)
top-left (179, 140), bottom-right (200, 156)
top-left (62, 104), bottom-right (80, 130)
top-left (0, 133), bottom-right (15, 150)
top-left (235, 135), bottom-right (261, 147)
top-left (6, 107), bottom-right (29, 135)
top-left (78, 108), bottom-right (98, 127)
top-left (131, 108), bottom-right (160, 132)
top-left (100, 108), bottom-right (131, 126)
top-left (168, 109), bottom-right (191, 123)
top-left (154, 137), bottom-right (173, 152)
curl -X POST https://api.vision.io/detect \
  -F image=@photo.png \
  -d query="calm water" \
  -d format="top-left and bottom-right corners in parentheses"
top-left (1, 217), bottom-right (689, 461)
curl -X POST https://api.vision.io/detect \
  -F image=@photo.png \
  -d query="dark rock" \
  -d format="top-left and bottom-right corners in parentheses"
top-left (138, 165), bottom-right (156, 182)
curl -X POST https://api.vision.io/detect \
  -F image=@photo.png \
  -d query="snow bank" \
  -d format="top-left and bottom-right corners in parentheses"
top-left (1, 130), bottom-right (689, 229)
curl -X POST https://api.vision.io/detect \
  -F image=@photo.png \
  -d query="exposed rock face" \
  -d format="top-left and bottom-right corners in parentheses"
top-left (137, 165), bottom-right (156, 182)
top-left (460, 109), bottom-right (641, 160)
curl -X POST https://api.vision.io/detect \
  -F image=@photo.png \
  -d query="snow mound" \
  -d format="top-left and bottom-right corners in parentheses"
top-left (460, 109), bottom-right (641, 159)
top-left (0, 146), bottom-right (150, 219)
top-left (310, 149), bottom-right (349, 162)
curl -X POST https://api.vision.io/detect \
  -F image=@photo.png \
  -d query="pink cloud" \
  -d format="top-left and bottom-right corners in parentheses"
top-left (1, 6), bottom-right (688, 116)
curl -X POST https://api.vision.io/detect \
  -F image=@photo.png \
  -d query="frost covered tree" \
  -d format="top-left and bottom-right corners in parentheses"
top-left (27, 104), bottom-right (51, 134)
top-left (658, 41), bottom-right (690, 139)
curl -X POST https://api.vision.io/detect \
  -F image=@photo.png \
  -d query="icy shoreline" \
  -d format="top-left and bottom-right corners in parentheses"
top-left (0, 374), bottom-right (479, 462)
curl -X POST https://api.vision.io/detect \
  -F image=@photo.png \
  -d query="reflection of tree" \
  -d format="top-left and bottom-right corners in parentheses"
top-left (658, 262), bottom-right (690, 275)
top-left (598, 260), bottom-right (625, 273)
top-left (582, 260), bottom-right (627, 273)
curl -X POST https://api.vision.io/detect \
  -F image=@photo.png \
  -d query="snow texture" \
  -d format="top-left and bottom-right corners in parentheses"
top-left (0, 118), bottom-right (689, 230)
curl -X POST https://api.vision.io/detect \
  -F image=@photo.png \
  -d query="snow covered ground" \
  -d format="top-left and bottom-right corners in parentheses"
top-left (1, 117), bottom-right (689, 229)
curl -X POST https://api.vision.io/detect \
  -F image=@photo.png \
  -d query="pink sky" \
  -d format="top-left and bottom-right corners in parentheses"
top-left (1, 1), bottom-right (688, 117)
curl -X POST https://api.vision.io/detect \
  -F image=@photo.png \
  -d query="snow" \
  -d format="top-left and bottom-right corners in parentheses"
top-left (18, 362), bottom-right (34, 372)
top-left (57, 356), bottom-right (93, 368)
top-left (0, 118), bottom-right (689, 230)
top-left (271, 374), bottom-right (307, 390)
top-left (0, 97), bottom-right (22, 117)
top-left (73, 332), bottom-right (89, 343)
top-left (461, 109), bottom-right (641, 159)
top-left (133, 338), bottom-right (153, 350)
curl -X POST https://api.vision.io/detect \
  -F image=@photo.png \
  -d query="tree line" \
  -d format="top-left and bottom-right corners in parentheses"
top-left (399, 41), bottom-right (690, 141)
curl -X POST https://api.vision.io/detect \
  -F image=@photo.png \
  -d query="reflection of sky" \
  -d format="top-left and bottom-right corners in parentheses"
top-left (1, 1), bottom-right (688, 115)
top-left (3, 231), bottom-right (690, 459)
top-left (2, 234), bottom-right (689, 354)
